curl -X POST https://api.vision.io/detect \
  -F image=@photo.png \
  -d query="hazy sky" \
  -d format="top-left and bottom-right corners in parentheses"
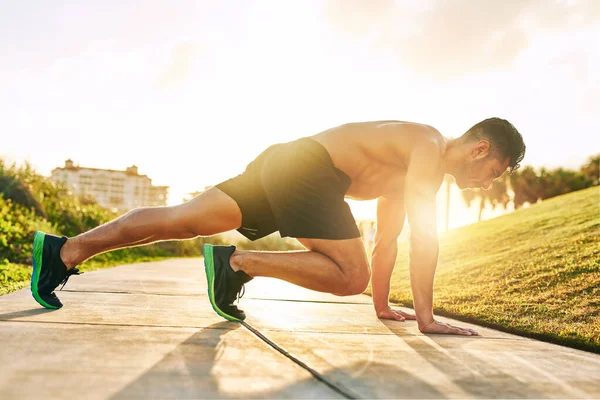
top-left (2, 0), bottom-right (599, 215)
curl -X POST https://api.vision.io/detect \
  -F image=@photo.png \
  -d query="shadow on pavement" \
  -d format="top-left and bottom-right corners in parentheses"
top-left (0, 308), bottom-right (59, 320)
top-left (111, 319), bottom-right (446, 399)
top-left (382, 322), bottom-right (544, 399)
top-left (321, 361), bottom-right (447, 399)
top-left (112, 321), bottom-right (240, 399)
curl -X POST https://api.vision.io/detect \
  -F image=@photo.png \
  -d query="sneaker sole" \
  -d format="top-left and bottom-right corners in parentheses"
top-left (31, 231), bottom-right (60, 309)
top-left (203, 244), bottom-right (242, 322)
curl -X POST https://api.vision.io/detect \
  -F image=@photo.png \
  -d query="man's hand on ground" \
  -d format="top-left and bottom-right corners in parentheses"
top-left (419, 320), bottom-right (479, 336)
top-left (377, 306), bottom-right (417, 322)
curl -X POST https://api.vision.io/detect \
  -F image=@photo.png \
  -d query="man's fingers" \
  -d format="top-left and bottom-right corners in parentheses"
top-left (448, 323), bottom-right (478, 336)
top-left (448, 325), bottom-right (472, 335)
top-left (393, 312), bottom-right (406, 321)
top-left (421, 321), bottom-right (480, 336)
top-left (447, 323), bottom-right (472, 332)
top-left (377, 310), bottom-right (408, 322)
top-left (453, 327), bottom-right (472, 336)
top-left (399, 311), bottom-right (417, 320)
top-left (390, 309), bottom-right (417, 320)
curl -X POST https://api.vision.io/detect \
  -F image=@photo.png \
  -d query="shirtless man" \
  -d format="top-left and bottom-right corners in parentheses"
top-left (30, 118), bottom-right (525, 336)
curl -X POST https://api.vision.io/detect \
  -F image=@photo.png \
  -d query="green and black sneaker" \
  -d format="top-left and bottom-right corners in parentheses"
top-left (31, 231), bottom-right (82, 309)
top-left (203, 244), bottom-right (253, 322)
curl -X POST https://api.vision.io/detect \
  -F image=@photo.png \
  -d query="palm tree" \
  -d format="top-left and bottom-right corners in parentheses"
top-left (461, 175), bottom-right (510, 222)
top-left (581, 154), bottom-right (599, 186)
top-left (509, 166), bottom-right (542, 208)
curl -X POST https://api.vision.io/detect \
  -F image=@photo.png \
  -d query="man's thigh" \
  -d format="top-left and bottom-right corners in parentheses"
top-left (173, 187), bottom-right (243, 236)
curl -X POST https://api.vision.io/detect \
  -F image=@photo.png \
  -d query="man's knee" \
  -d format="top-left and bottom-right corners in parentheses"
top-left (337, 262), bottom-right (371, 296)
top-left (299, 237), bottom-right (370, 296)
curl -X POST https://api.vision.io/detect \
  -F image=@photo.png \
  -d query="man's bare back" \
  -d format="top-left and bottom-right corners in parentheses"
top-left (311, 121), bottom-right (446, 200)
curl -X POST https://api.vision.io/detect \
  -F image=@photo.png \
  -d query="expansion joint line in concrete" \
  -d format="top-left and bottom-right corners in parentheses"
top-left (241, 321), bottom-right (358, 400)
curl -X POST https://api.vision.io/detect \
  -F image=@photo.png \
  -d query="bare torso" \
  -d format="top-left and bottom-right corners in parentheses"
top-left (310, 121), bottom-right (446, 200)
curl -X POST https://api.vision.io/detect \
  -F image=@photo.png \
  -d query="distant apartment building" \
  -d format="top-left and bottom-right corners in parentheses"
top-left (182, 186), bottom-right (213, 203)
top-left (51, 159), bottom-right (169, 212)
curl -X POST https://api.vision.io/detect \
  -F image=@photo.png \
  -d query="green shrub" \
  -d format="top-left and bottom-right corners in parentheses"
top-left (0, 259), bottom-right (31, 295)
top-left (0, 195), bottom-right (55, 264)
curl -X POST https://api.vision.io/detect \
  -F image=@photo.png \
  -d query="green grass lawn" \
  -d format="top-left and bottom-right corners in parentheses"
top-left (368, 186), bottom-right (600, 352)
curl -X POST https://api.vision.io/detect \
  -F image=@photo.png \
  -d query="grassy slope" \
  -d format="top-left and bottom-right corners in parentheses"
top-left (370, 186), bottom-right (600, 352)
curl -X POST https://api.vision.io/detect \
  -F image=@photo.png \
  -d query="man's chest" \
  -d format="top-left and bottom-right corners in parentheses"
top-left (345, 164), bottom-right (407, 200)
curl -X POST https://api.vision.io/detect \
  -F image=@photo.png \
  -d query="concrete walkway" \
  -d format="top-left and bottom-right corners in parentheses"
top-left (1, 258), bottom-right (599, 399)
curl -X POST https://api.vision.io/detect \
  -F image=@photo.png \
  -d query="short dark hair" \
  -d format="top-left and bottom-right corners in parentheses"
top-left (462, 117), bottom-right (526, 173)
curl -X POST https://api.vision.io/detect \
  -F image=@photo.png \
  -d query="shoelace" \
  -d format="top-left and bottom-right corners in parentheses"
top-left (59, 268), bottom-right (83, 291)
top-left (236, 284), bottom-right (246, 303)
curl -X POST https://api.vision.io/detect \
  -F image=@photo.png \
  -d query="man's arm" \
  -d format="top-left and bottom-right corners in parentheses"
top-left (372, 195), bottom-right (415, 321)
top-left (404, 140), bottom-right (440, 328)
top-left (405, 139), bottom-right (478, 336)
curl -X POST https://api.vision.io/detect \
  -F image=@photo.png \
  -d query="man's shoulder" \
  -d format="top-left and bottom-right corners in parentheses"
top-left (374, 121), bottom-right (444, 152)
top-left (406, 128), bottom-right (445, 189)
top-left (413, 124), bottom-right (444, 146)
top-left (410, 127), bottom-right (445, 162)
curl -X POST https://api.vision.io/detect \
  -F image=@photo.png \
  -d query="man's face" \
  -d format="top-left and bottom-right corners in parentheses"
top-left (455, 146), bottom-right (510, 190)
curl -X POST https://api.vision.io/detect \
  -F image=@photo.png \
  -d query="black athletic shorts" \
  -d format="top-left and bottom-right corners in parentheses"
top-left (215, 137), bottom-right (360, 241)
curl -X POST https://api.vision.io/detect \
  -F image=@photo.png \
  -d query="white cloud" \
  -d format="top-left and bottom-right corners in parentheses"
top-left (325, 0), bottom-right (600, 79)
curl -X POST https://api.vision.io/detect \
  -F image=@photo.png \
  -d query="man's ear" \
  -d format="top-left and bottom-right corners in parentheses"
top-left (471, 140), bottom-right (491, 160)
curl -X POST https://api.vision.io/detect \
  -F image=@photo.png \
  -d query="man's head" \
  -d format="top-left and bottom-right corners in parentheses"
top-left (453, 118), bottom-right (525, 190)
